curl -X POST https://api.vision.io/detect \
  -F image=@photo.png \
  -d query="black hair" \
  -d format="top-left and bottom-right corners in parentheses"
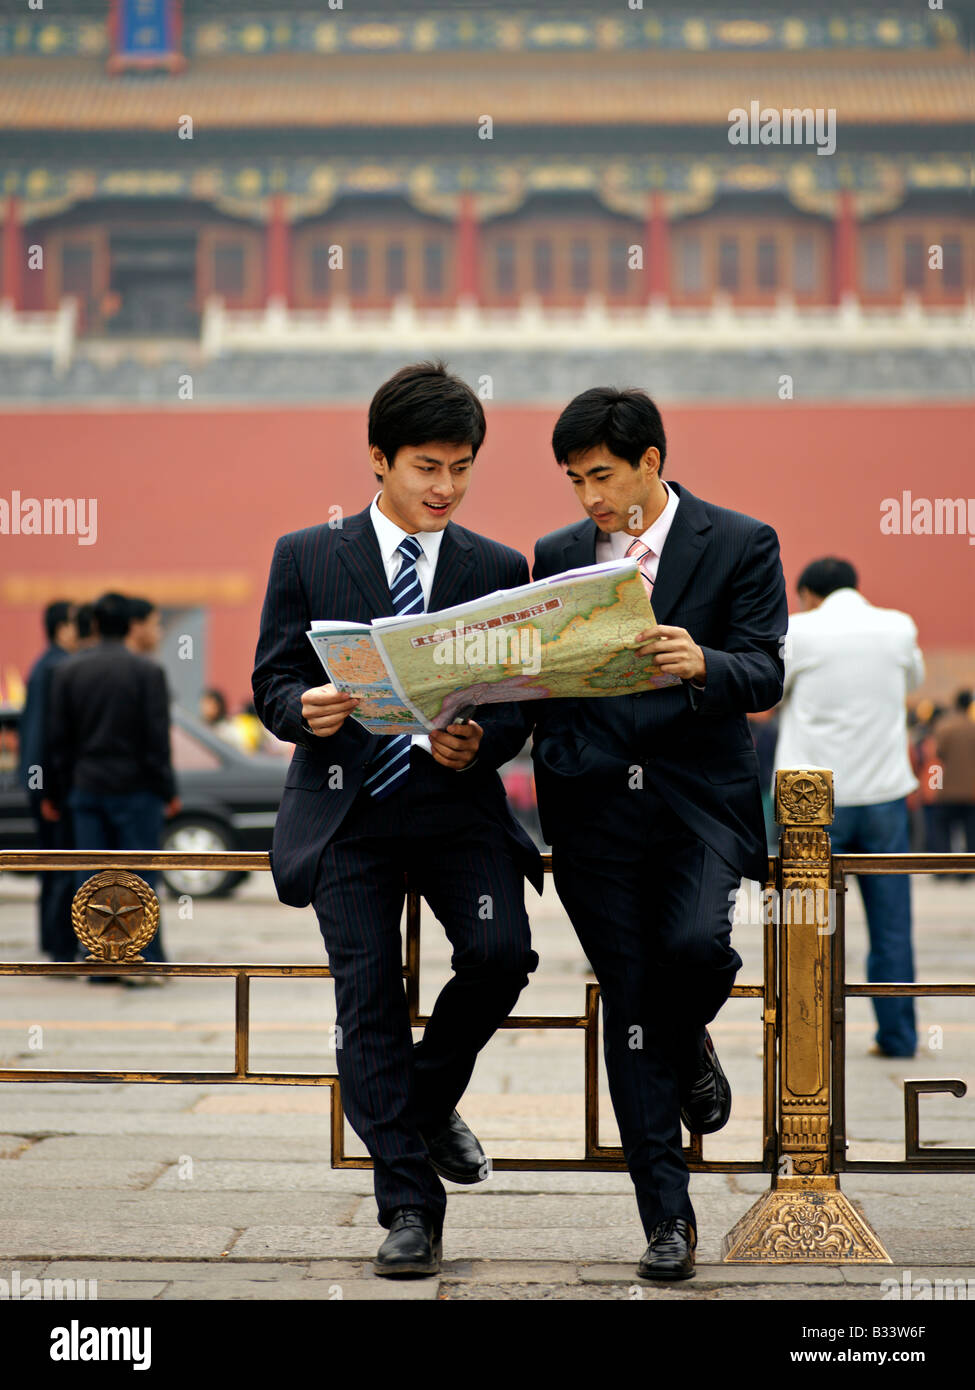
top-left (956, 689), bottom-right (973, 714)
top-left (796, 558), bottom-right (858, 599)
top-left (202, 688), bottom-right (228, 721)
top-left (551, 386), bottom-right (667, 474)
top-left (368, 360), bottom-right (486, 470)
top-left (43, 600), bottom-right (74, 643)
top-left (93, 591), bottom-right (132, 639)
top-left (75, 603), bottom-right (95, 640)
top-left (127, 597), bottom-right (156, 624)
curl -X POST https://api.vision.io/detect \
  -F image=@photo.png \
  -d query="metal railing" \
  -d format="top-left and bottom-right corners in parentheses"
top-left (0, 768), bottom-right (972, 1263)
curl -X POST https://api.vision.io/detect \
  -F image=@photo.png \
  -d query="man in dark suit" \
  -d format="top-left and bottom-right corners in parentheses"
top-left (532, 387), bottom-right (787, 1280)
top-left (46, 591), bottom-right (179, 972)
top-left (252, 361), bottom-right (542, 1277)
top-left (19, 600), bottom-right (78, 961)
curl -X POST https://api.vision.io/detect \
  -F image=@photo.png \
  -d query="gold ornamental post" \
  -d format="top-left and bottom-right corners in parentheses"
top-left (722, 768), bottom-right (890, 1263)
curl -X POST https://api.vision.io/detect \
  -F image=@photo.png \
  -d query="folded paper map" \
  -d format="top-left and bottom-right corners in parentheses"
top-left (306, 557), bottom-right (683, 736)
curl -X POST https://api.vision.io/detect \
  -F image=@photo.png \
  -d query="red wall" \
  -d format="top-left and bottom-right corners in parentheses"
top-left (2, 401), bottom-right (973, 707)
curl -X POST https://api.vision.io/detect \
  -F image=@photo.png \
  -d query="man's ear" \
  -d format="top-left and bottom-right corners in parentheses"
top-left (641, 446), bottom-right (661, 478)
top-left (370, 444), bottom-right (388, 475)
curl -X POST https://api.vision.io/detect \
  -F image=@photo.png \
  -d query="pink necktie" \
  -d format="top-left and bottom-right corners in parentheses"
top-left (625, 537), bottom-right (655, 599)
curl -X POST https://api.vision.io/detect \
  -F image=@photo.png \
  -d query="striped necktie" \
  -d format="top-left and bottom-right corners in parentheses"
top-left (625, 537), bottom-right (655, 600)
top-left (362, 534), bottom-right (425, 801)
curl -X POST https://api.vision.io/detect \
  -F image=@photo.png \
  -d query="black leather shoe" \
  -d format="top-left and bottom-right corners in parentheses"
top-left (680, 1029), bottom-right (731, 1135)
top-left (372, 1207), bottom-right (442, 1278)
top-left (637, 1218), bottom-right (696, 1281)
top-left (419, 1110), bottom-right (488, 1185)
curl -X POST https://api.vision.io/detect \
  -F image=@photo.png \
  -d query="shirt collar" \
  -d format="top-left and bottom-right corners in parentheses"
top-left (818, 588), bottom-right (867, 608)
top-left (610, 479), bottom-right (679, 558)
top-left (369, 492), bottom-right (444, 568)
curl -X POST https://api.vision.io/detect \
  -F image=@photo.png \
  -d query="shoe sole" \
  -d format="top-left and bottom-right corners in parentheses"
top-left (680, 1071), bottom-right (732, 1134)
top-left (637, 1265), bottom-right (696, 1281)
top-left (427, 1157), bottom-right (487, 1185)
top-left (680, 1105), bottom-right (731, 1136)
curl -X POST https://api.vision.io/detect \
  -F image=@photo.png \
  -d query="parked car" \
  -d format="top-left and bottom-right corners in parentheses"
top-left (0, 703), bottom-right (288, 898)
top-left (0, 707), bottom-right (545, 898)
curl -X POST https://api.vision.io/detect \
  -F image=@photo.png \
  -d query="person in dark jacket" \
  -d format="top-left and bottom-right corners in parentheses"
top-left (531, 387), bottom-right (787, 1281)
top-left (252, 362), bottom-right (541, 1277)
top-left (46, 592), bottom-right (180, 969)
top-left (19, 600), bottom-right (78, 960)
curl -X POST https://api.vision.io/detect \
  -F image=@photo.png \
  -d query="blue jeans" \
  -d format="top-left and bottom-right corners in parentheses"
top-left (67, 789), bottom-right (167, 964)
top-left (830, 798), bottom-right (916, 1056)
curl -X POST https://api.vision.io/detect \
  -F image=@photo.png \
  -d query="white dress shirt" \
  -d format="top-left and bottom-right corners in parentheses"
top-left (594, 480), bottom-right (702, 689)
top-left (774, 588), bottom-right (924, 807)
top-left (369, 493), bottom-right (445, 757)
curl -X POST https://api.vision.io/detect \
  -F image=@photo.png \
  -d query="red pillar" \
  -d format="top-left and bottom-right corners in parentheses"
top-left (645, 191), bottom-right (670, 303)
top-left (455, 192), bottom-right (479, 303)
top-left (265, 194), bottom-right (290, 306)
top-left (833, 190), bottom-right (858, 303)
top-left (1, 195), bottom-right (23, 310)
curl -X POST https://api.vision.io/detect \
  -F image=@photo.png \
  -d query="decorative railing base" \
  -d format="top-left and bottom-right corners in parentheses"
top-left (722, 1175), bottom-right (891, 1264)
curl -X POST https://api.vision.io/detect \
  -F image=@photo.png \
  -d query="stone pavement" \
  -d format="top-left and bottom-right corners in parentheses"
top-left (0, 869), bottom-right (973, 1301)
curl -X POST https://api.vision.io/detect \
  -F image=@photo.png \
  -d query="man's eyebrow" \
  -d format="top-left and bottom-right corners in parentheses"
top-left (565, 461), bottom-right (611, 478)
top-left (414, 452), bottom-right (473, 465)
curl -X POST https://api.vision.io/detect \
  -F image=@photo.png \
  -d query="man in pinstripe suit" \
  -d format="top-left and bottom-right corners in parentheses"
top-left (531, 387), bottom-right (787, 1281)
top-left (252, 362), bottom-right (541, 1277)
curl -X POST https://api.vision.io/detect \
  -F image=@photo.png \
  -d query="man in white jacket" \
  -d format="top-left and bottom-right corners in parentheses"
top-left (775, 557), bottom-right (924, 1058)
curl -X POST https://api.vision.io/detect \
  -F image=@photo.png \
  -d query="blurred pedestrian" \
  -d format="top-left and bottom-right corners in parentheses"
top-left (18, 600), bottom-right (79, 961)
top-left (929, 690), bottom-right (975, 878)
top-left (74, 603), bottom-right (98, 649)
top-left (46, 592), bottom-right (180, 977)
top-left (125, 597), bottom-right (162, 655)
top-left (199, 687), bottom-right (249, 750)
top-left (231, 700), bottom-right (270, 754)
top-left (910, 700), bottom-right (946, 853)
top-left (775, 557), bottom-right (924, 1058)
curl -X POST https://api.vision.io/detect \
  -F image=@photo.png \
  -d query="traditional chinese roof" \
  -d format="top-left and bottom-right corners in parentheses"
top-left (0, 48), bottom-right (970, 131)
top-left (0, 8), bottom-right (964, 58)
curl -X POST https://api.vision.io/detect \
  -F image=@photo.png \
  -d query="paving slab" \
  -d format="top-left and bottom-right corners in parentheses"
top-left (16, 1135), bottom-right (345, 1164)
top-left (0, 1190), bottom-right (363, 1227)
top-left (158, 1279), bottom-right (390, 1300)
top-left (351, 1193), bottom-right (643, 1229)
top-left (579, 1262), bottom-right (846, 1285)
top-left (457, 1261), bottom-right (583, 1283)
top-left (0, 1160), bottom-right (163, 1189)
top-left (0, 1223), bottom-right (239, 1260)
top-left (39, 1260), bottom-right (320, 1282)
top-left (79, 1282), bottom-right (169, 1300)
top-left (838, 1265), bottom-right (975, 1286)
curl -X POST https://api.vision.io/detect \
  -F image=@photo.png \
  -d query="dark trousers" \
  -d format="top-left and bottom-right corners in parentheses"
top-left (29, 795), bottom-right (77, 961)
top-left (67, 789), bottom-right (168, 963)
top-left (551, 780), bottom-right (742, 1239)
top-left (311, 750), bottom-right (537, 1232)
top-left (926, 802), bottom-right (975, 879)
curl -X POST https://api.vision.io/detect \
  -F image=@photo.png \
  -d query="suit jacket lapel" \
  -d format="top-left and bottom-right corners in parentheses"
top-left (429, 522), bottom-right (475, 611)
top-left (649, 482), bottom-right (712, 624)
top-left (560, 520), bottom-right (599, 571)
top-left (336, 509), bottom-right (396, 618)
